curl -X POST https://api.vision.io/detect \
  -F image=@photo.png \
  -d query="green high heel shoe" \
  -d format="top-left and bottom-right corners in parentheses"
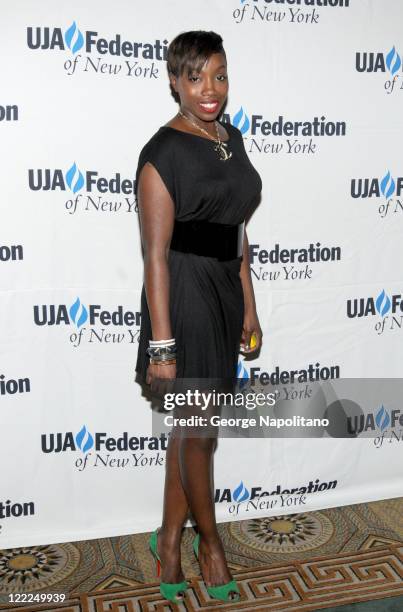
top-left (149, 529), bottom-right (188, 603)
top-left (193, 532), bottom-right (240, 602)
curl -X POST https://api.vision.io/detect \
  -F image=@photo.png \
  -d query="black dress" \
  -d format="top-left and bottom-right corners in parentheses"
top-left (135, 121), bottom-right (262, 389)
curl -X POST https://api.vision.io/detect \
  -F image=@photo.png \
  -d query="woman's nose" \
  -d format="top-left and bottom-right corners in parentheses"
top-left (201, 77), bottom-right (216, 95)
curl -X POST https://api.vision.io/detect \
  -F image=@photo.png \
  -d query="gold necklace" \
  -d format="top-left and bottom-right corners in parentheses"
top-left (177, 110), bottom-right (232, 161)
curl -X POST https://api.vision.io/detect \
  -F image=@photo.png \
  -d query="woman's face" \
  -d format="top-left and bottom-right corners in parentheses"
top-left (170, 52), bottom-right (228, 123)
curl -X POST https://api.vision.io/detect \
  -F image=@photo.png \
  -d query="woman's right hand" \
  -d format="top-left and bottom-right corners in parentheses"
top-left (146, 362), bottom-right (176, 397)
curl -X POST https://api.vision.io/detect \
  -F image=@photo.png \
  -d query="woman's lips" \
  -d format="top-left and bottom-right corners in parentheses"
top-left (198, 101), bottom-right (220, 113)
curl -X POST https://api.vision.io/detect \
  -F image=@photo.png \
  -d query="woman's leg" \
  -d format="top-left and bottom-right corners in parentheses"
top-left (156, 394), bottom-right (233, 587)
top-left (178, 433), bottom-right (234, 587)
top-left (157, 433), bottom-right (189, 583)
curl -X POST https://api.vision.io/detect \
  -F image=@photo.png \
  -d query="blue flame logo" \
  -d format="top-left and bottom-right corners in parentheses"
top-left (236, 359), bottom-right (249, 390)
top-left (385, 46), bottom-right (401, 76)
top-left (233, 481), bottom-right (250, 502)
top-left (375, 290), bottom-right (391, 317)
top-left (375, 405), bottom-right (390, 431)
top-left (64, 21), bottom-right (84, 54)
top-left (75, 425), bottom-right (94, 453)
top-left (380, 170), bottom-right (395, 199)
top-left (69, 297), bottom-right (88, 328)
top-left (233, 107), bottom-right (250, 134)
top-left (65, 162), bottom-right (84, 193)
top-left (237, 360), bottom-right (249, 380)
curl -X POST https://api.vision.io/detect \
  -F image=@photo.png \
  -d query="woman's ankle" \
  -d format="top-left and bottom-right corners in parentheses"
top-left (197, 530), bottom-right (222, 550)
top-left (159, 524), bottom-right (184, 545)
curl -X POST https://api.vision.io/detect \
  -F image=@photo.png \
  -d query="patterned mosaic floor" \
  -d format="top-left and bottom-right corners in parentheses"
top-left (0, 497), bottom-right (402, 611)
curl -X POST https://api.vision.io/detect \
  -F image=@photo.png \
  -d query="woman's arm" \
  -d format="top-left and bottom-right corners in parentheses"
top-left (239, 227), bottom-right (263, 353)
top-left (137, 162), bottom-right (176, 384)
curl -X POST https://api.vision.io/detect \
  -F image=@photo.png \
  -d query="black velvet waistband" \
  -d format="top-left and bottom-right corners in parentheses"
top-left (170, 219), bottom-right (245, 261)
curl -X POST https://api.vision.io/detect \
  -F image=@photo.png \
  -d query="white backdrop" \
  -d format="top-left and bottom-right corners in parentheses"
top-left (1, 0), bottom-right (403, 548)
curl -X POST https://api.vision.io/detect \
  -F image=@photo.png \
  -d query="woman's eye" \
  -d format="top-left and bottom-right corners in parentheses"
top-left (188, 74), bottom-right (227, 83)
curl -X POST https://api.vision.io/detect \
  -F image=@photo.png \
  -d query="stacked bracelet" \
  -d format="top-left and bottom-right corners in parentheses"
top-left (149, 338), bottom-right (176, 347)
top-left (147, 338), bottom-right (177, 364)
top-left (149, 358), bottom-right (177, 366)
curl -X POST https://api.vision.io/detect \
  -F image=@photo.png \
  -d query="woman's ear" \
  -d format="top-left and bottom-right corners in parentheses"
top-left (168, 72), bottom-right (180, 104)
top-left (169, 73), bottom-right (178, 93)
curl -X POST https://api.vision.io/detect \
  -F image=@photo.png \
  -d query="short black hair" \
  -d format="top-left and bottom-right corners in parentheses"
top-left (167, 31), bottom-right (226, 77)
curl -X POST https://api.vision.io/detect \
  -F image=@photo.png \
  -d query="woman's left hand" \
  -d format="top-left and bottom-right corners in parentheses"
top-left (240, 310), bottom-right (263, 354)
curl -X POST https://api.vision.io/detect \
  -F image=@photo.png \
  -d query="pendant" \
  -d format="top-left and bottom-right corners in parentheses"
top-left (214, 141), bottom-right (232, 161)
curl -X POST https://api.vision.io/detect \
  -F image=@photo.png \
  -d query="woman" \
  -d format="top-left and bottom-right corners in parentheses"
top-left (135, 30), bottom-right (263, 603)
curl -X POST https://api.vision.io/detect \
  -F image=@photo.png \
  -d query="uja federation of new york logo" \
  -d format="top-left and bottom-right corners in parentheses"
top-left (33, 297), bottom-right (141, 347)
top-left (347, 289), bottom-right (403, 335)
top-left (249, 242), bottom-right (342, 282)
top-left (356, 46), bottom-right (403, 95)
top-left (27, 22), bottom-right (168, 80)
top-left (28, 163), bottom-right (137, 215)
top-left (41, 426), bottom-right (168, 471)
top-left (215, 476), bottom-right (338, 516)
top-left (351, 170), bottom-right (403, 219)
top-left (348, 404), bottom-right (403, 449)
top-left (232, 0), bottom-right (350, 25)
top-left (224, 108), bottom-right (346, 155)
